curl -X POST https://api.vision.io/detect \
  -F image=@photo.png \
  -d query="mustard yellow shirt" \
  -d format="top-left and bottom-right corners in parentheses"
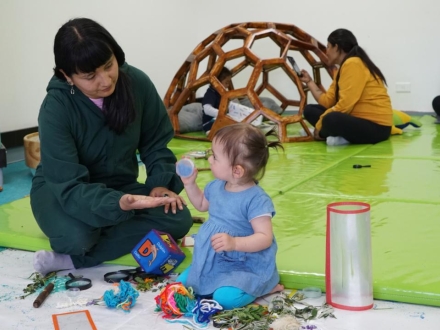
top-left (316, 57), bottom-right (393, 131)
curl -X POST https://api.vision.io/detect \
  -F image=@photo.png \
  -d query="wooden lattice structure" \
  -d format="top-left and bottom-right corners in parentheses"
top-left (164, 22), bottom-right (337, 143)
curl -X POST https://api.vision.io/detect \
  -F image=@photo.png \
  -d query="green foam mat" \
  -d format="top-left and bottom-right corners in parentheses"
top-left (1, 115), bottom-right (439, 307)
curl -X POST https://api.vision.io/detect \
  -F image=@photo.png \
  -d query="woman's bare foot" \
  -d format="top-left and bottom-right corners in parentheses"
top-left (270, 283), bottom-right (285, 294)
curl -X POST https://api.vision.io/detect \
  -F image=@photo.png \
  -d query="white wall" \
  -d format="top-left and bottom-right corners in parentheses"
top-left (1, 0), bottom-right (439, 132)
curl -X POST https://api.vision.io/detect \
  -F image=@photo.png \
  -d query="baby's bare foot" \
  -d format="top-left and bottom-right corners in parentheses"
top-left (270, 283), bottom-right (284, 294)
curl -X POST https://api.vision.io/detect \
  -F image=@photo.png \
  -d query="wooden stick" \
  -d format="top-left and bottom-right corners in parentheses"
top-left (33, 282), bottom-right (54, 308)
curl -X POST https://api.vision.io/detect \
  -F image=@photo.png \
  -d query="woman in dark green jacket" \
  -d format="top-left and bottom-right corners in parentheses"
top-left (31, 18), bottom-right (192, 274)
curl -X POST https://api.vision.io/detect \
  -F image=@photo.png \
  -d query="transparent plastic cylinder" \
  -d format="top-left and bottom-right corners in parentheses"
top-left (325, 202), bottom-right (373, 311)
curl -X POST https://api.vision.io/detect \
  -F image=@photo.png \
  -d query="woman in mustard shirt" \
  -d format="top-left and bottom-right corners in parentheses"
top-left (300, 29), bottom-right (393, 145)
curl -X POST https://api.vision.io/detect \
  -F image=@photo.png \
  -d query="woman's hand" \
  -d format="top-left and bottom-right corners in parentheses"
top-left (299, 70), bottom-right (312, 84)
top-left (211, 233), bottom-right (236, 252)
top-left (149, 187), bottom-right (187, 214)
top-left (119, 194), bottom-right (176, 211)
top-left (300, 70), bottom-right (323, 102)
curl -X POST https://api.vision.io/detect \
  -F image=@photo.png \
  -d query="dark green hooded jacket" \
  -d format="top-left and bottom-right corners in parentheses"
top-left (31, 64), bottom-right (181, 227)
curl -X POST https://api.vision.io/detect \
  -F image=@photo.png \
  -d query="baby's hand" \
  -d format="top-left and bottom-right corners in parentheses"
top-left (211, 233), bottom-right (236, 252)
top-left (179, 167), bottom-right (198, 186)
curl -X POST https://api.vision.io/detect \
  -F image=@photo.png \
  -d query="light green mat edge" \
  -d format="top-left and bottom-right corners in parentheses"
top-left (1, 115), bottom-right (440, 307)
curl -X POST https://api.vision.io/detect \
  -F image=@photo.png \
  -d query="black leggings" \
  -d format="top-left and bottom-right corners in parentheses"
top-left (303, 104), bottom-right (391, 144)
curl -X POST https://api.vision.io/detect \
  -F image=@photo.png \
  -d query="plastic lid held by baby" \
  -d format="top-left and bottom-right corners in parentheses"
top-left (176, 158), bottom-right (195, 178)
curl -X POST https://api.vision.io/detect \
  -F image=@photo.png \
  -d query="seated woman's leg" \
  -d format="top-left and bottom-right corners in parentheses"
top-left (31, 183), bottom-right (193, 269)
top-left (303, 104), bottom-right (326, 127)
top-left (31, 184), bottom-right (101, 273)
top-left (31, 185), bottom-right (102, 255)
top-left (75, 204), bottom-right (192, 268)
top-left (213, 286), bottom-right (256, 310)
top-left (320, 112), bottom-right (391, 144)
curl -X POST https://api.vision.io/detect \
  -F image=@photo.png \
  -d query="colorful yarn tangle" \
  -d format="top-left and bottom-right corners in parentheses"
top-left (155, 282), bottom-right (196, 318)
top-left (155, 282), bottom-right (223, 329)
top-left (103, 280), bottom-right (139, 312)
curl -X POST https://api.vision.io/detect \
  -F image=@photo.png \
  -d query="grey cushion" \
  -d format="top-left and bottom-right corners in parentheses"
top-left (177, 103), bottom-right (203, 133)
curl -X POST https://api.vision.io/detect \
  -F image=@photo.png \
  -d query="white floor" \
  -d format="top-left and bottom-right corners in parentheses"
top-left (0, 248), bottom-right (439, 330)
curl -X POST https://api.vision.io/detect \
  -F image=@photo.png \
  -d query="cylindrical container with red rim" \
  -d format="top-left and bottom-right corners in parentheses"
top-left (326, 202), bottom-right (373, 311)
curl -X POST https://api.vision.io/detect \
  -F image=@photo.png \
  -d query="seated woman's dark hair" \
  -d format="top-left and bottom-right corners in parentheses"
top-left (328, 29), bottom-right (387, 101)
top-left (53, 18), bottom-right (135, 134)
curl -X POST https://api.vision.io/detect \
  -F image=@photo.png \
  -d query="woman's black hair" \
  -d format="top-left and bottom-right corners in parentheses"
top-left (53, 18), bottom-right (135, 134)
top-left (328, 29), bottom-right (387, 101)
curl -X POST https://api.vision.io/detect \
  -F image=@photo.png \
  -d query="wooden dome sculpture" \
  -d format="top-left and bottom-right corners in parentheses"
top-left (164, 22), bottom-right (337, 143)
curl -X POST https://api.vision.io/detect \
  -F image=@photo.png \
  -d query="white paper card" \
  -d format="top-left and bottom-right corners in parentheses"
top-left (228, 102), bottom-right (263, 126)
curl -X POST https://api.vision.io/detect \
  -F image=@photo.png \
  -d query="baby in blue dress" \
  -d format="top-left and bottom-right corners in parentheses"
top-left (177, 123), bottom-right (284, 310)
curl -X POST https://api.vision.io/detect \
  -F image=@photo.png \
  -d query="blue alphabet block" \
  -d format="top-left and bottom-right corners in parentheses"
top-left (131, 229), bottom-right (186, 275)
